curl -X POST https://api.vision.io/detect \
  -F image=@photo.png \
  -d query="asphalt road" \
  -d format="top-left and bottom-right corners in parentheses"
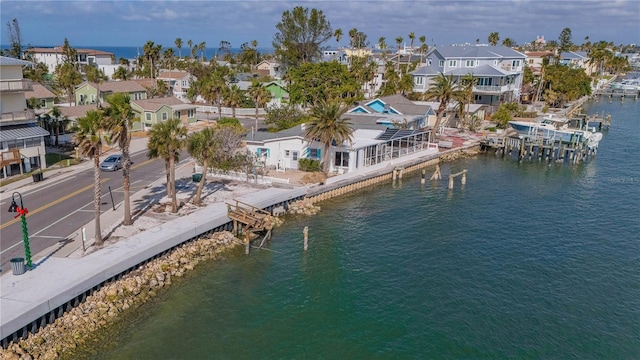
top-left (0, 151), bottom-right (183, 271)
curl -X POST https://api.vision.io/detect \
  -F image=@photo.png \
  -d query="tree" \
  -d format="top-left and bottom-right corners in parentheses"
top-left (147, 118), bottom-right (187, 213)
top-left (264, 104), bottom-right (307, 131)
top-left (85, 65), bottom-right (107, 107)
top-left (187, 128), bottom-right (218, 205)
top-left (421, 73), bottom-right (460, 140)
top-left (74, 110), bottom-right (107, 246)
top-left (49, 106), bottom-right (63, 146)
top-left (334, 28), bottom-right (343, 47)
top-left (103, 93), bottom-right (139, 225)
top-left (408, 32), bottom-right (416, 56)
top-left (456, 73), bottom-right (477, 129)
top-left (378, 37), bottom-right (387, 60)
top-left (419, 35), bottom-right (427, 64)
top-left (5, 18), bottom-right (23, 58)
top-left (488, 32), bottom-right (500, 46)
top-left (23, 62), bottom-right (49, 83)
top-left (248, 81), bottom-right (272, 130)
top-left (303, 100), bottom-right (354, 173)
top-left (198, 42), bottom-right (206, 61)
top-left (112, 66), bottom-right (130, 80)
top-left (287, 61), bottom-right (361, 106)
top-left (224, 84), bottom-right (244, 119)
top-left (558, 27), bottom-right (573, 53)
top-left (395, 36), bottom-right (403, 71)
top-left (55, 38), bottom-right (82, 105)
top-left (187, 39), bottom-right (194, 58)
top-left (502, 38), bottom-right (515, 47)
top-left (175, 37), bottom-right (183, 58)
top-left (142, 40), bottom-right (162, 78)
top-left (273, 6), bottom-right (333, 71)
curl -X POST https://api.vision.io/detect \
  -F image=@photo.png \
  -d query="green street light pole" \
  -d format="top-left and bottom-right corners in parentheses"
top-left (8, 192), bottom-right (32, 269)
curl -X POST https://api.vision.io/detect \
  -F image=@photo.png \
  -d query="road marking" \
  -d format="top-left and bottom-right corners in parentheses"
top-left (0, 178), bottom-right (109, 230)
top-left (131, 158), bottom-right (155, 169)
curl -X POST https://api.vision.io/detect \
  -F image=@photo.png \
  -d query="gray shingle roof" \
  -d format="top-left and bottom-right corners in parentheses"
top-left (244, 124), bottom-right (304, 143)
top-left (0, 123), bottom-right (49, 141)
top-left (411, 64), bottom-right (440, 76)
top-left (0, 56), bottom-right (32, 66)
top-left (446, 64), bottom-right (509, 76)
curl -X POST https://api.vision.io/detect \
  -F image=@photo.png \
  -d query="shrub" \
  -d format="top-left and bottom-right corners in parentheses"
top-left (298, 158), bottom-right (321, 172)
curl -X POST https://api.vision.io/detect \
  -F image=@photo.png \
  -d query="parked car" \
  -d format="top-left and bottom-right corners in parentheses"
top-left (100, 154), bottom-right (123, 171)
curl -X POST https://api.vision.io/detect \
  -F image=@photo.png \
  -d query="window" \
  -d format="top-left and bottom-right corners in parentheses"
top-left (162, 112), bottom-right (168, 120)
top-left (448, 60), bottom-right (457, 67)
top-left (284, 150), bottom-right (290, 157)
top-left (182, 80), bottom-right (188, 87)
top-left (474, 95), bottom-right (482, 101)
top-left (528, 59), bottom-right (534, 64)
top-left (465, 60), bottom-right (475, 67)
top-left (414, 76), bottom-right (424, 85)
top-left (257, 148), bottom-right (269, 158)
top-left (494, 60), bottom-right (498, 66)
top-left (334, 152), bottom-right (349, 167)
top-left (439, 60), bottom-right (444, 67)
top-left (428, 59), bottom-right (432, 66)
top-left (40, 99), bottom-right (46, 108)
top-left (146, 113), bottom-right (152, 121)
top-left (512, 60), bottom-right (521, 67)
top-left (292, 151), bottom-right (299, 161)
top-left (308, 148), bottom-right (320, 159)
top-left (188, 109), bottom-right (195, 118)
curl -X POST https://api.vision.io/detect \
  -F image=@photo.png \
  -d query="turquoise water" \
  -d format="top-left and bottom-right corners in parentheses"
top-left (94, 99), bottom-right (639, 359)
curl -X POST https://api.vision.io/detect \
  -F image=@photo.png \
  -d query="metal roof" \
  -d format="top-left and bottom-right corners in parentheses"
top-left (0, 123), bottom-right (49, 141)
top-left (446, 64), bottom-right (510, 76)
top-left (0, 56), bottom-right (33, 66)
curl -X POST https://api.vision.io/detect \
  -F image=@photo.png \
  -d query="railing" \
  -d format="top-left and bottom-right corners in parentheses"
top-left (196, 105), bottom-right (267, 117)
top-left (0, 109), bottom-right (36, 122)
top-left (0, 79), bottom-right (33, 92)
top-left (473, 85), bottom-right (501, 93)
top-left (194, 165), bottom-right (290, 185)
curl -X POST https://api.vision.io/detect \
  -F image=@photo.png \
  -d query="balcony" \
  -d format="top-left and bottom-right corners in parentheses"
top-left (0, 79), bottom-right (33, 93)
top-left (473, 85), bottom-right (501, 93)
top-left (1, 109), bottom-right (36, 123)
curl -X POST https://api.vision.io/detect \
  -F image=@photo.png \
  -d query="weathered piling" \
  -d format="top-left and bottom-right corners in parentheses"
top-left (448, 170), bottom-right (467, 190)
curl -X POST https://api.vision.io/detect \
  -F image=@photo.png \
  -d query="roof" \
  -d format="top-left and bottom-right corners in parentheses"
top-left (525, 51), bottom-right (555, 57)
top-left (132, 97), bottom-right (193, 112)
top-left (411, 64), bottom-right (441, 76)
top-left (349, 95), bottom-right (432, 117)
top-left (431, 45), bottom-right (526, 59)
top-left (57, 104), bottom-right (105, 119)
top-left (244, 124), bottom-right (305, 143)
top-left (0, 123), bottom-right (49, 141)
top-left (560, 51), bottom-right (587, 60)
top-left (24, 84), bottom-right (56, 99)
top-left (25, 47), bottom-right (113, 56)
top-left (446, 64), bottom-right (509, 76)
top-left (95, 80), bottom-right (147, 93)
top-left (157, 70), bottom-right (191, 80)
top-left (0, 56), bottom-right (32, 66)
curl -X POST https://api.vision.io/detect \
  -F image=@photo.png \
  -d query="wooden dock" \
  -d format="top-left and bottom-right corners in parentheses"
top-left (480, 135), bottom-right (598, 164)
top-left (592, 88), bottom-right (639, 100)
top-left (227, 199), bottom-right (274, 253)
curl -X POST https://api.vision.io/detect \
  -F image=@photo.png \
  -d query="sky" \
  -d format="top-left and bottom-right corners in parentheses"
top-left (1, 0), bottom-right (639, 50)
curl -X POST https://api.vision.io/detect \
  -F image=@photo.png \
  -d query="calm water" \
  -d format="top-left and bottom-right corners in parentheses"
top-left (90, 99), bottom-right (639, 359)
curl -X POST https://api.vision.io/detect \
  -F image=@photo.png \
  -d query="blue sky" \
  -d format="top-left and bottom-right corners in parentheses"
top-left (1, 0), bottom-right (639, 49)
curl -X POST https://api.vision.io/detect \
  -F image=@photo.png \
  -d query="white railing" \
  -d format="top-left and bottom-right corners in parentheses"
top-left (1, 109), bottom-right (36, 122)
top-left (194, 165), bottom-right (289, 186)
top-left (0, 79), bottom-right (33, 92)
top-left (196, 106), bottom-right (267, 117)
top-left (474, 85), bottom-right (501, 93)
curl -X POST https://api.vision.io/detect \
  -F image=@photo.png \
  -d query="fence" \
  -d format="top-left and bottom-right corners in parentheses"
top-left (194, 165), bottom-right (289, 186)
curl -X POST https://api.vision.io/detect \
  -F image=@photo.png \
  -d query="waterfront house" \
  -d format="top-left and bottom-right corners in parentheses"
top-left (157, 70), bottom-right (196, 100)
top-left (411, 45), bottom-right (527, 106)
top-left (24, 83), bottom-right (56, 115)
top-left (347, 94), bottom-right (435, 129)
top-left (524, 51), bottom-right (555, 75)
top-left (132, 97), bottom-right (197, 131)
top-left (0, 56), bottom-right (49, 177)
top-left (75, 80), bottom-right (147, 106)
top-left (24, 47), bottom-right (114, 74)
top-left (244, 124), bottom-right (434, 174)
top-left (559, 51), bottom-right (595, 75)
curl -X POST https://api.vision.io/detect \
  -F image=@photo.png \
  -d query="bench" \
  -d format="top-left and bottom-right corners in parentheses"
top-left (438, 140), bottom-right (453, 149)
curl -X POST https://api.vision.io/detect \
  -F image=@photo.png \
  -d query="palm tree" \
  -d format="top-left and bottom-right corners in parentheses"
top-left (49, 106), bottom-right (62, 146)
top-left (175, 37), bottom-right (183, 58)
top-left (488, 32), bottom-right (500, 46)
top-left (187, 127), bottom-right (218, 205)
top-left (248, 81), bottom-right (272, 130)
top-left (147, 118), bottom-right (187, 213)
top-left (199, 41), bottom-right (206, 61)
top-left (456, 73), bottom-right (477, 129)
top-left (113, 66), bottom-right (129, 80)
top-left (378, 37), bottom-right (387, 60)
top-left (303, 100), bottom-right (354, 173)
top-left (395, 36), bottom-right (403, 71)
top-left (421, 72), bottom-right (460, 140)
top-left (74, 109), bottom-right (106, 246)
top-left (103, 93), bottom-right (139, 226)
top-left (408, 32), bottom-right (416, 61)
top-left (225, 84), bottom-right (244, 119)
top-left (187, 39), bottom-right (193, 58)
top-left (419, 35), bottom-right (427, 64)
top-left (334, 28), bottom-right (343, 48)
top-left (85, 65), bottom-right (106, 107)
top-left (251, 39), bottom-right (259, 68)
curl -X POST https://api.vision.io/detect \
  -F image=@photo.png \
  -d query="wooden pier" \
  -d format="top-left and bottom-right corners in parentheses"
top-left (592, 88), bottom-right (639, 101)
top-left (480, 135), bottom-right (598, 164)
top-left (227, 199), bottom-right (274, 254)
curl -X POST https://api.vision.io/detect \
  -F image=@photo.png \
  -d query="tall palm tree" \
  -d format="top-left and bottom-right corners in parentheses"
top-left (248, 81), bottom-right (272, 130)
top-left (408, 32), bottom-right (416, 56)
top-left (395, 37), bottom-right (403, 71)
top-left (456, 73), bottom-right (477, 129)
top-left (103, 93), bottom-right (139, 226)
top-left (251, 39), bottom-right (259, 68)
top-left (147, 118), bottom-right (187, 213)
top-left (49, 106), bottom-right (62, 146)
top-left (334, 28), bottom-right (343, 48)
top-left (187, 39), bottom-right (193, 58)
top-left (422, 72), bottom-right (460, 140)
top-left (187, 127), bottom-right (218, 205)
top-left (378, 37), bottom-right (387, 60)
top-left (199, 41), bottom-right (206, 61)
top-left (303, 100), bottom-right (354, 173)
top-left (488, 32), bottom-right (500, 46)
top-left (225, 84), bottom-right (244, 119)
top-left (175, 37), bottom-right (183, 58)
top-left (419, 35), bottom-right (427, 64)
top-left (74, 109), bottom-right (106, 246)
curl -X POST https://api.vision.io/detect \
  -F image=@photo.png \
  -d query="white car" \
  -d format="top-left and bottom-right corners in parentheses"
top-left (100, 155), bottom-right (123, 171)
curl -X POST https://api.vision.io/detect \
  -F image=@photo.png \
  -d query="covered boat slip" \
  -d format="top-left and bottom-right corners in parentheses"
top-left (357, 128), bottom-right (433, 168)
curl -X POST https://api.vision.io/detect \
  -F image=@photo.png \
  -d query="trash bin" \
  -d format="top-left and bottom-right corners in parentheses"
top-left (32, 172), bottom-right (43, 182)
top-left (192, 173), bottom-right (202, 183)
top-left (10, 257), bottom-right (26, 275)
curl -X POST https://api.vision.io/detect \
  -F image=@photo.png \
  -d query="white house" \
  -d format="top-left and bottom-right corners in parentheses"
top-left (157, 70), bottom-right (196, 100)
top-left (24, 47), bottom-right (114, 74)
top-left (1, 56), bottom-right (49, 178)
